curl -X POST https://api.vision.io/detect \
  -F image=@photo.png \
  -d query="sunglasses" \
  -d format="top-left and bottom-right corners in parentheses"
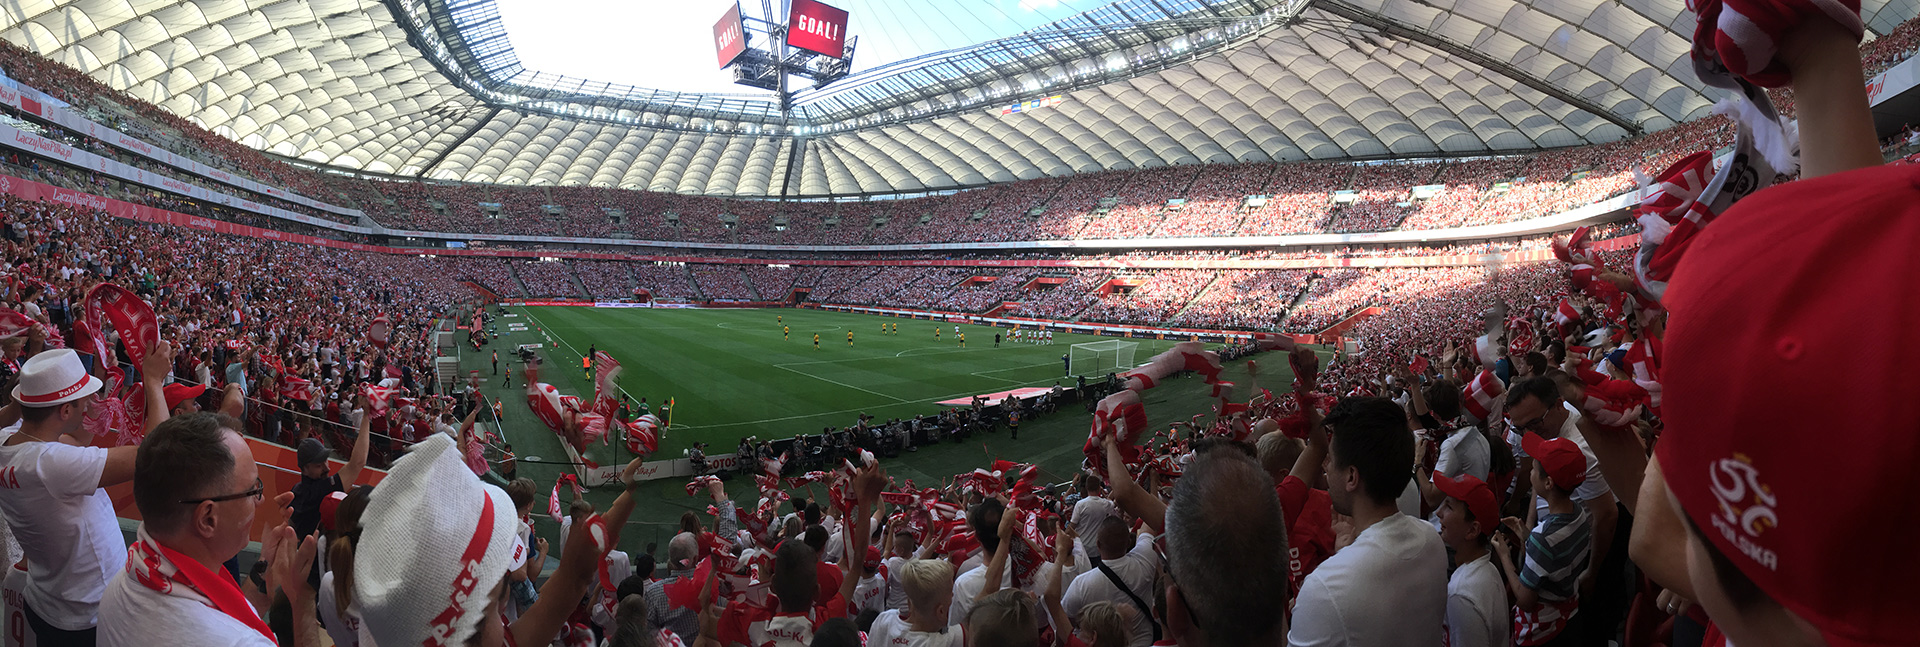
top-left (179, 477), bottom-right (264, 504)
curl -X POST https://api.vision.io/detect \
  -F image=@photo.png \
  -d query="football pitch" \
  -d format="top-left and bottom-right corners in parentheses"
top-left (457, 306), bottom-right (1302, 553)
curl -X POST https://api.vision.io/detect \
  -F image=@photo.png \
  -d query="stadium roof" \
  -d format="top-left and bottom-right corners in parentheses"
top-left (3, 0), bottom-right (1916, 198)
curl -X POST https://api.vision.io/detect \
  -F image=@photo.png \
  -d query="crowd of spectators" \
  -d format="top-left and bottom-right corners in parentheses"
top-left (576, 261), bottom-right (634, 299)
top-left (690, 266), bottom-right (755, 300)
top-left (928, 269), bottom-right (1043, 313)
top-left (1171, 269), bottom-right (1312, 329)
top-left (440, 257), bottom-right (519, 296)
top-left (1013, 272), bottom-right (1109, 320)
top-left (886, 268), bottom-right (976, 309)
top-left (742, 264), bottom-right (802, 302)
top-left (630, 264), bottom-right (700, 300)
top-left (514, 260), bottom-right (580, 298)
top-left (1078, 269), bottom-right (1218, 325)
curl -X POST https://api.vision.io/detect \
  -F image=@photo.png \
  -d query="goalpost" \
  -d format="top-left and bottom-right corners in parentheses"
top-left (1069, 340), bottom-right (1139, 377)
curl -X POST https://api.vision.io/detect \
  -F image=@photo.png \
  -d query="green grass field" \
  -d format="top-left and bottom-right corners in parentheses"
top-left (457, 306), bottom-right (1308, 557)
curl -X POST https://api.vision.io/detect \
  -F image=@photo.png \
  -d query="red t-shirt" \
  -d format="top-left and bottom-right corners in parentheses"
top-left (1275, 474), bottom-right (1336, 604)
top-left (815, 560), bottom-right (844, 610)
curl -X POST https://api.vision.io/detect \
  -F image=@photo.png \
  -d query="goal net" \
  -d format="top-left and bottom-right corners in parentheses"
top-left (1069, 340), bottom-right (1139, 377)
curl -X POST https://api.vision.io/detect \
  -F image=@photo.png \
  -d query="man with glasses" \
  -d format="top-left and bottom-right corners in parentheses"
top-left (0, 347), bottom-right (158, 646)
top-left (1502, 376), bottom-right (1621, 642)
top-left (100, 412), bottom-right (316, 646)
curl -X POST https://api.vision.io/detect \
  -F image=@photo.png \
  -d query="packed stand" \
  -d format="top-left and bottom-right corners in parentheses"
top-left (1013, 271), bottom-right (1109, 320)
top-left (1153, 162), bottom-right (1273, 237)
top-left (513, 260), bottom-right (581, 298)
top-left (1075, 166), bottom-right (1196, 239)
top-left (885, 268), bottom-right (974, 309)
top-left (690, 266), bottom-right (755, 300)
top-left (630, 264), bottom-right (701, 300)
top-left (929, 270), bottom-right (1043, 313)
top-left (1171, 269), bottom-right (1312, 330)
top-left (1077, 269), bottom-right (1218, 324)
top-left (576, 261), bottom-right (634, 299)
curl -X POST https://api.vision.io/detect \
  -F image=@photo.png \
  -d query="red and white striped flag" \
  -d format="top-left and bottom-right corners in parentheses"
top-left (1461, 369), bottom-right (1505, 424)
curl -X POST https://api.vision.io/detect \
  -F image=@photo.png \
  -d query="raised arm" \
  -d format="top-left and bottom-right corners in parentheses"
top-left (1042, 524), bottom-right (1075, 646)
top-left (1290, 402), bottom-right (1328, 490)
top-left (976, 500), bottom-right (1020, 600)
top-left (142, 341), bottom-right (176, 432)
top-left (510, 458), bottom-right (645, 646)
top-left (1104, 434), bottom-right (1166, 534)
top-left (337, 392), bottom-right (376, 487)
top-left (1780, 16), bottom-right (1882, 178)
top-left (218, 383), bottom-right (245, 419)
top-left (838, 461), bottom-right (884, 604)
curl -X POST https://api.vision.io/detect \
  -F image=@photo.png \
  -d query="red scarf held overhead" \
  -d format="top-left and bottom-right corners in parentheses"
top-left (127, 526), bottom-right (276, 643)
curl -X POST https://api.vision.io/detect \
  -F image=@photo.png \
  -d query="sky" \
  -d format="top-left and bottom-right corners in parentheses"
top-left (491, 0), bottom-right (1109, 95)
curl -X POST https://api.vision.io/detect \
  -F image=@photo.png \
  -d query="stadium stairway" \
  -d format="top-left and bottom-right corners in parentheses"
top-left (1274, 275), bottom-right (1321, 329)
top-left (683, 264), bottom-right (706, 300)
top-left (742, 267), bottom-right (764, 301)
top-left (566, 261), bottom-right (590, 300)
top-left (1165, 271), bottom-right (1227, 324)
top-left (507, 261), bottom-right (534, 297)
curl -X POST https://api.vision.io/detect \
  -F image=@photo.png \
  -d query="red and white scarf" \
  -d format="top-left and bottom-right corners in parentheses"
top-left (127, 526), bottom-right (276, 643)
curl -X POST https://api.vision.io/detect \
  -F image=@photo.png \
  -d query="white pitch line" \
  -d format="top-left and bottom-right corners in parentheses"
top-left (772, 363), bottom-right (909, 404)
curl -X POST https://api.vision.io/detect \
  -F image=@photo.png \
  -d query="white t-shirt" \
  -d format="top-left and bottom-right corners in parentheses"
top-left (1436, 426), bottom-right (1491, 482)
top-left (1287, 513), bottom-right (1447, 647)
top-left (317, 571), bottom-right (376, 647)
top-left (947, 561), bottom-right (1005, 626)
top-left (1070, 496), bottom-right (1118, 555)
top-left (883, 555), bottom-right (911, 611)
top-left (1395, 478), bottom-right (1423, 518)
top-left (0, 438), bottom-right (124, 630)
top-left (1445, 554), bottom-right (1508, 647)
top-left (5, 562), bottom-right (38, 647)
top-left (867, 609), bottom-right (964, 647)
top-left (98, 568), bottom-right (275, 647)
top-left (853, 573), bottom-right (885, 615)
top-left (1061, 534), bottom-right (1160, 647)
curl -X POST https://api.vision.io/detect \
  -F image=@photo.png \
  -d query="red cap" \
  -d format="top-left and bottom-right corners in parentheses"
top-left (318, 490), bottom-right (349, 532)
top-left (863, 545), bottom-right (882, 573)
top-left (1431, 473), bottom-right (1498, 537)
top-left (163, 383), bottom-right (207, 411)
top-left (1657, 163), bottom-right (1920, 645)
top-left (1520, 432), bottom-right (1586, 492)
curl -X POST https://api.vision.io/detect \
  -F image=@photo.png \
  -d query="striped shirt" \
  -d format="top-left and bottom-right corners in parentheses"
top-left (1513, 508), bottom-right (1590, 644)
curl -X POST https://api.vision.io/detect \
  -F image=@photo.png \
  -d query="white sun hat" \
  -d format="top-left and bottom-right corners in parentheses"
top-left (355, 433), bottom-right (526, 646)
top-left (12, 348), bottom-right (104, 407)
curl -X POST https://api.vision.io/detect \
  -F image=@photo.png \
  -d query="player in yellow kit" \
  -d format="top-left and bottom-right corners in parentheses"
top-left (814, 333), bottom-right (820, 349)
top-left (848, 331), bottom-right (854, 347)
top-left (934, 327), bottom-right (940, 340)
top-left (958, 332), bottom-right (966, 348)
top-left (783, 326), bottom-right (790, 340)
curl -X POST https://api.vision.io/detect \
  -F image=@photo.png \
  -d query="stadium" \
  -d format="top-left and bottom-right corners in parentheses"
top-left (0, 0), bottom-right (1911, 645)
